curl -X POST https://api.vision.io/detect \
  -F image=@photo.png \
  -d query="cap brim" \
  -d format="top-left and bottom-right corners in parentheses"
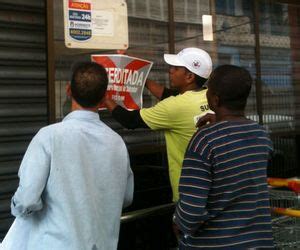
top-left (163, 54), bottom-right (184, 66)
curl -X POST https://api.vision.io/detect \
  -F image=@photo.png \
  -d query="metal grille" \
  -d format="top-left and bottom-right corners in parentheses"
top-left (0, 0), bottom-right (47, 239)
top-left (270, 188), bottom-right (300, 248)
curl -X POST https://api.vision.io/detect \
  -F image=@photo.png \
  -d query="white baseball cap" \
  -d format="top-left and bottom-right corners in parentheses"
top-left (164, 47), bottom-right (212, 79)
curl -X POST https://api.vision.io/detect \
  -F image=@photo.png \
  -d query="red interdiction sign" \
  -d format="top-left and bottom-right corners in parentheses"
top-left (92, 55), bottom-right (153, 110)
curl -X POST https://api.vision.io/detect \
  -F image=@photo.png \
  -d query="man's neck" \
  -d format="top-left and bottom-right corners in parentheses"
top-left (178, 83), bottom-right (199, 94)
top-left (216, 108), bottom-right (246, 122)
top-left (71, 100), bottom-right (98, 112)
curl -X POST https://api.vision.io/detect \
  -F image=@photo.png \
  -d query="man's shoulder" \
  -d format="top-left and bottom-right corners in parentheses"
top-left (172, 89), bottom-right (207, 106)
top-left (152, 89), bottom-right (206, 106)
top-left (141, 95), bottom-right (175, 114)
top-left (142, 89), bottom-right (207, 109)
top-left (196, 120), bottom-right (269, 140)
top-left (102, 123), bottom-right (124, 139)
top-left (188, 88), bottom-right (207, 94)
top-left (193, 121), bottom-right (224, 141)
top-left (35, 122), bottom-right (60, 136)
top-left (95, 121), bottom-right (127, 146)
top-left (39, 119), bottom-right (126, 147)
top-left (27, 123), bottom-right (60, 147)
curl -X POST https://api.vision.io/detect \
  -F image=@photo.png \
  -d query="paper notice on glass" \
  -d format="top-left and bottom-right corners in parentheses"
top-left (91, 54), bottom-right (153, 110)
top-left (92, 10), bottom-right (114, 36)
top-left (202, 15), bottom-right (213, 41)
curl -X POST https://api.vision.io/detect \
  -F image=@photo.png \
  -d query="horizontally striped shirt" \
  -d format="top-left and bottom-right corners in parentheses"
top-left (175, 120), bottom-right (274, 249)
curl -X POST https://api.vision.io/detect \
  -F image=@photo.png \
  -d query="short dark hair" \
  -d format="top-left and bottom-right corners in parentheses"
top-left (194, 74), bottom-right (207, 88)
top-left (207, 65), bottom-right (252, 111)
top-left (185, 68), bottom-right (207, 88)
top-left (71, 62), bottom-right (108, 108)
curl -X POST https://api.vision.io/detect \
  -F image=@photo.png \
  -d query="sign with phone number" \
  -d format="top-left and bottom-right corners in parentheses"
top-left (68, 0), bottom-right (92, 41)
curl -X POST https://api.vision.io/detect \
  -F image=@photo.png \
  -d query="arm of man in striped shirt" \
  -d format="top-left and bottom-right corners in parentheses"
top-left (174, 145), bottom-right (212, 235)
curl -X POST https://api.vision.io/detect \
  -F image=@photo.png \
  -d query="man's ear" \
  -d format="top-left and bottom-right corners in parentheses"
top-left (66, 82), bottom-right (72, 97)
top-left (214, 95), bottom-right (220, 108)
top-left (185, 72), bottom-right (195, 84)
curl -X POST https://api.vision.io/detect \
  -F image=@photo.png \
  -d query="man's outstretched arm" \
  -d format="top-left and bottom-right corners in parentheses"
top-left (104, 98), bottom-right (149, 129)
top-left (146, 79), bottom-right (179, 100)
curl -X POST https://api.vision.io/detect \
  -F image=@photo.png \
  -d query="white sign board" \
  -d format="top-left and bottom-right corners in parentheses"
top-left (63, 0), bottom-right (128, 49)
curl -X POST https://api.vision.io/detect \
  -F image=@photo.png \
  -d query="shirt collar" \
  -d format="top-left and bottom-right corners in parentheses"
top-left (63, 110), bottom-right (100, 122)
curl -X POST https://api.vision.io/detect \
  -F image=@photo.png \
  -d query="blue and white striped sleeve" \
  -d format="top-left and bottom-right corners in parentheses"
top-left (174, 134), bottom-right (212, 235)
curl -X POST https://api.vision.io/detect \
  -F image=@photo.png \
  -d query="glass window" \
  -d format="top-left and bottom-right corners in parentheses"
top-left (51, 0), bottom-right (300, 178)
top-left (260, 2), bottom-right (289, 36)
top-left (174, 0), bottom-right (257, 117)
top-left (216, 0), bottom-right (235, 15)
top-left (259, 1), bottom-right (295, 133)
top-left (47, 1), bottom-right (300, 247)
top-left (53, 0), bottom-right (170, 120)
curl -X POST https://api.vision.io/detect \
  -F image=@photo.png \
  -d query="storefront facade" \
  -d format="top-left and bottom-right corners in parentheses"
top-left (0, 0), bottom-right (299, 247)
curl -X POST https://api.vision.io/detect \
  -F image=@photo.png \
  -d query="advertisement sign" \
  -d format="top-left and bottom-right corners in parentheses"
top-left (68, 0), bottom-right (92, 41)
top-left (91, 55), bottom-right (153, 110)
top-left (64, 0), bottom-right (128, 49)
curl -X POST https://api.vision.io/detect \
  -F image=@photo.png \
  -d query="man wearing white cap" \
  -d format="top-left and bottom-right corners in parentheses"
top-left (105, 47), bottom-right (212, 202)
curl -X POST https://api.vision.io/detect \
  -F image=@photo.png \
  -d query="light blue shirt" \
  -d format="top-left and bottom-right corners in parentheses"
top-left (10, 110), bottom-right (134, 250)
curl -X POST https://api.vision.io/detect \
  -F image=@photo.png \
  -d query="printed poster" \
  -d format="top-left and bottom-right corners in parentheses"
top-left (91, 55), bottom-right (153, 110)
top-left (68, 0), bottom-right (92, 41)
